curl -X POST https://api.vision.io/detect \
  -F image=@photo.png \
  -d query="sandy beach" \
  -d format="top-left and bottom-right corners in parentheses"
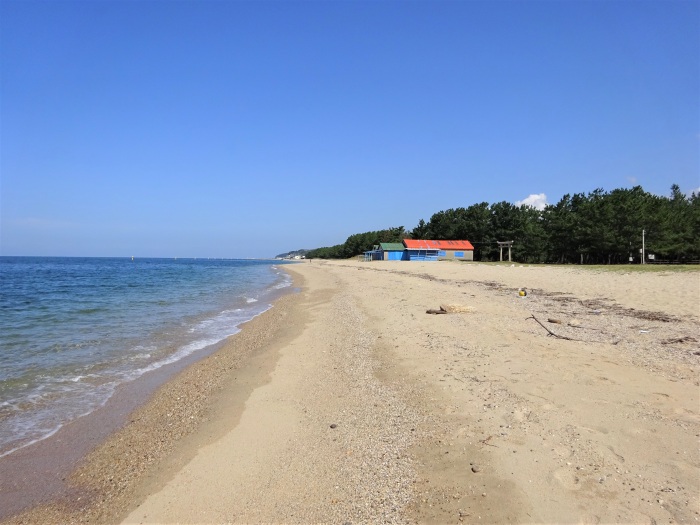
top-left (4, 261), bottom-right (699, 524)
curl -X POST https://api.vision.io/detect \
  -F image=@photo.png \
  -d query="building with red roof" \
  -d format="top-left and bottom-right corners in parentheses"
top-left (402, 239), bottom-right (474, 261)
top-left (363, 239), bottom-right (475, 262)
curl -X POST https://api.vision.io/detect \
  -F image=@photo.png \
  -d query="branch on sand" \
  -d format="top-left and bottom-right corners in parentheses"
top-left (527, 315), bottom-right (582, 341)
top-left (426, 304), bottom-right (476, 315)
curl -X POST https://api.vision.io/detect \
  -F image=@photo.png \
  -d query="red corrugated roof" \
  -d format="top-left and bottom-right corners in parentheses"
top-left (403, 239), bottom-right (474, 250)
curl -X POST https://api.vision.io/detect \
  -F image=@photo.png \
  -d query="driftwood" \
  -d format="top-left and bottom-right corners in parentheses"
top-left (527, 315), bottom-right (580, 341)
top-left (426, 304), bottom-right (476, 315)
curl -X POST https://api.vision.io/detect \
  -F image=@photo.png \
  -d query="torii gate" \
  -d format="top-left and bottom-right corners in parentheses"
top-left (497, 241), bottom-right (514, 262)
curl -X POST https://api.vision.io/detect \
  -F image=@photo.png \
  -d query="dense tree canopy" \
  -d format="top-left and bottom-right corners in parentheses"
top-left (306, 185), bottom-right (700, 263)
top-left (305, 227), bottom-right (407, 260)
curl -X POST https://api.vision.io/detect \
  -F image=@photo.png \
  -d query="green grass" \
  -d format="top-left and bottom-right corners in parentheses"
top-left (464, 261), bottom-right (700, 273)
top-left (579, 264), bottom-right (700, 273)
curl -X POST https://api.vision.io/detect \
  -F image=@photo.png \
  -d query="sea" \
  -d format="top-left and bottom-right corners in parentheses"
top-left (0, 256), bottom-right (293, 459)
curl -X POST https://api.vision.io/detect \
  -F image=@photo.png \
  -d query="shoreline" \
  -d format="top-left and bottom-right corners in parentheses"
top-left (122, 261), bottom-right (425, 524)
top-left (1, 271), bottom-right (304, 524)
top-left (123, 260), bottom-right (698, 524)
top-left (4, 261), bottom-right (698, 524)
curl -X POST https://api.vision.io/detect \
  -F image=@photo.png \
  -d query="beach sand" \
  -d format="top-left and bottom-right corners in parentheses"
top-left (4, 261), bottom-right (699, 524)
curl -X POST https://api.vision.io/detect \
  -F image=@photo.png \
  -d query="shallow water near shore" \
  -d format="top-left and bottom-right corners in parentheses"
top-left (0, 256), bottom-right (291, 458)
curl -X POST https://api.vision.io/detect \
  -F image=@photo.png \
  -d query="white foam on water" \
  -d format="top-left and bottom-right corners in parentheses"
top-left (0, 423), bottom-right (64, 459)
top-left (0, 259), bottom-right (292, 458)
top-left (0, 302), bottom-right (276, 458)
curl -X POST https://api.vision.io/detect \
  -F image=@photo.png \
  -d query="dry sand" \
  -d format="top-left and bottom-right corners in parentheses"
top-left (5, 261), bottom-right (699, 524)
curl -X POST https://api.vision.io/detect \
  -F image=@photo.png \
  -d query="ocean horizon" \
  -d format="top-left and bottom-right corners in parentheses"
top-left (0, 256), bottom-right (293, 458)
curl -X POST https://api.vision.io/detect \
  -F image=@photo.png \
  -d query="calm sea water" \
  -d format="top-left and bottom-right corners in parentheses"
top-left (0, 256), bottom-right (292, 458)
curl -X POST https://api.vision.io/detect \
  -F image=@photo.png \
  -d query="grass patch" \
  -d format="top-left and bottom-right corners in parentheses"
top-left (581, 264), bottom-right (700, 273)
top-left (464, 261), bottom-right (699, 273)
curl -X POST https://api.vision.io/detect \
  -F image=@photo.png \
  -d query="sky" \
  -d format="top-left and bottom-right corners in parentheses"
top-left (1, 0), bottom-right (698, 258)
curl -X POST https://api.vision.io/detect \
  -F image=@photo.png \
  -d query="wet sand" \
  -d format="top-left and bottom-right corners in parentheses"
top-left (4, 261), bottom-right (699, 524)
top-left (1, 277), bottom-right (305, 524)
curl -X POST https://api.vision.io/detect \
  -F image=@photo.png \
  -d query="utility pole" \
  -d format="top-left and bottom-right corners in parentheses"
top-left (642, 229), bottom-right (645, 265)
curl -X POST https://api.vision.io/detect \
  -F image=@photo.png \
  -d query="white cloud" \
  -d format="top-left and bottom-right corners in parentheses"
top-left (626, 176), bottom-right (637, 185)
top-left (515, 193), bottom-right (548, 210)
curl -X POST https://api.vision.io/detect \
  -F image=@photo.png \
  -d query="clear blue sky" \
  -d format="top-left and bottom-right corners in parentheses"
top-left (1, 0), bottom-right (698, 258)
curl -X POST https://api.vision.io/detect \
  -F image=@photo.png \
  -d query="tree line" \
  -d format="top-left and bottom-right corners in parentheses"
top-left (305, 185), bottom-right (700, 264)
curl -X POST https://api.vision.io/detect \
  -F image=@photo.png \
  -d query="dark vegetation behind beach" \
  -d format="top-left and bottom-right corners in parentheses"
top-left (306, 184), bottom-right (699, 264)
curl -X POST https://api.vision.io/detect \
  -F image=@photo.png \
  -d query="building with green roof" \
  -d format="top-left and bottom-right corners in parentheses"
top-left (379, 242), bottom-right (405, 260)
